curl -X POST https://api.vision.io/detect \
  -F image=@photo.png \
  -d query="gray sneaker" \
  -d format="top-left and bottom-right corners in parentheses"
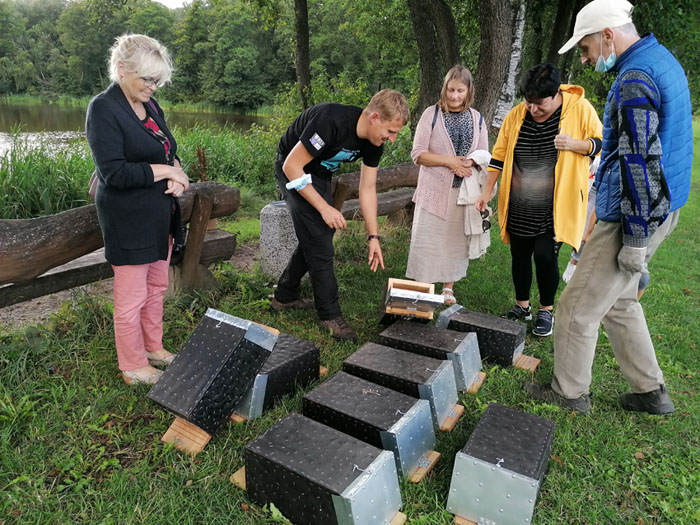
top-left (620, 385), bottom-right (675, 415)
top-left (532, 309), bottom-right (554, 337)
top-left (524, 382), bottom-right (591, 414)
top-left (318, 317), bottom-right (357, 342)
top-left (503, 304), bottom-right (532, 321)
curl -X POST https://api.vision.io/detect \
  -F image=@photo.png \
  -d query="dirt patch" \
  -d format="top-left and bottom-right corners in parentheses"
top-left (228, 241), bottom-right (259, 273)
top-left (0, 243), bottom-right (260, 330)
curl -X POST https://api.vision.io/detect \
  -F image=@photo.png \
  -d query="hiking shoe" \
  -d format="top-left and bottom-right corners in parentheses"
top-left (319, 317), bottom-right (357, 342)
top-left (620, 385), bottom-right (675, 415)
top-left (270, 297), bottom-right (314, 311)
top-left (503, 304), bottom-right (532, 321)
top-left (524, 382), bottom-right (591, 414)
top-left (532, 309), bottom-right (554, 337)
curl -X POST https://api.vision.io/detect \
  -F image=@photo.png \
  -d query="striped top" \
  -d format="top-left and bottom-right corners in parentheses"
top-left (506, 106), bottom-right (561, 236)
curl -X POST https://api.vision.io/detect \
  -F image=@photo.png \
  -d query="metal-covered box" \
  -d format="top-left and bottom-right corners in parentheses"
top-left (233, 333), bottom-right (320, 420)
top-left (245, 413), bottom-right (402, 525)
top-left (437, 305), bottom-right (526, 367)
top-left (342, 342), bottom-right (458, 430)
top-left (147, 308), bottom-right (276, 434)
top-left (302, 371), bottom-right (435, 478)
top-left (447, 403), bottom-right (555, 525)
top-left (379, 320), bottom-right (482, 392)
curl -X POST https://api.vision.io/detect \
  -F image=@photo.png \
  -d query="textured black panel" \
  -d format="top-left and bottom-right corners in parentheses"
top-left (147, 315), bottom-right (271, 434)
top-left (379, 320), bottom-right (468, 360)
top-left (445, 308), bottom-right (525, 366)
top-left (342, 343), bottom-right (443, 398)
top-left (245, 414), bottom-right (383, 525)
top-left (302, 371), bottom-right (418, 448)
top-left (463, 403), bottom-right (555, 482)
top-left (261, 333), bottom-right (320, 410)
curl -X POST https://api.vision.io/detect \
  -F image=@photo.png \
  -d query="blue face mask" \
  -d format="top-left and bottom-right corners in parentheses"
top-left (595, 34), bottom-right (617, 72)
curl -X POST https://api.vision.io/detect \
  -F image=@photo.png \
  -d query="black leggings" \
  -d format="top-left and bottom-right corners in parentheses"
top-left (509, 231), bottom-right (561, 307)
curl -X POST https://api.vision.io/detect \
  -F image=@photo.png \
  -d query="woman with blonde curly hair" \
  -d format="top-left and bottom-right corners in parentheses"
top-left (86, 34), bottom-right (190, 385)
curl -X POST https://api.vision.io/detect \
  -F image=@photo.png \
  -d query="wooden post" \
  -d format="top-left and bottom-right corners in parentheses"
top-left (181, 194), bottom-right (213, 289)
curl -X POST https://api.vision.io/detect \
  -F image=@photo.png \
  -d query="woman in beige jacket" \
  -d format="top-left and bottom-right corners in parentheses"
top-left (406, 66), bottom-right (489, 305)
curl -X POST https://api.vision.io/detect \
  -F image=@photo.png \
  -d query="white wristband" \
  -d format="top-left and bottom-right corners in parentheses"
top-left (285, 173), bottom-right (312, 191)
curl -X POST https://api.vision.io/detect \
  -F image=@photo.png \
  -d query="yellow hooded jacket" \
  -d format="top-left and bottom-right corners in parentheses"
top-left (490, 84), bottom-right (602, 248)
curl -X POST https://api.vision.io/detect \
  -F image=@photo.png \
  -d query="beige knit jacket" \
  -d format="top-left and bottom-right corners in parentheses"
top-left (411, 105), bottom-right (489, 220)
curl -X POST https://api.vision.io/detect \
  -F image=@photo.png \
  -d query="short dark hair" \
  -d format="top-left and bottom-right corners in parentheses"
top-left (520, 63), bottom-right (561, 101)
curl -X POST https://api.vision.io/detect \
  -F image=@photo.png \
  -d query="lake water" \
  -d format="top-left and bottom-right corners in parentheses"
top-left (0, 100), bottom-right (264, 155)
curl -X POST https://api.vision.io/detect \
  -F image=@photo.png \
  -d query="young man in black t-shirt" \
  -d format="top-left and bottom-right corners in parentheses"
top-left (271, 89), bottom-right (409, 341)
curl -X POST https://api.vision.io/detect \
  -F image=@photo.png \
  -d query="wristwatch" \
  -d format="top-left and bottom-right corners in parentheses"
top-left (367, 234), bottom-right (381, 241)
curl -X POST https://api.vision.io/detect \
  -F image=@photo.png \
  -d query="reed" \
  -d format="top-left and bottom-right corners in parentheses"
top-left (0, 132), bottom-right (93, 219)
top-left (0, 94), bottom-right (91, 108)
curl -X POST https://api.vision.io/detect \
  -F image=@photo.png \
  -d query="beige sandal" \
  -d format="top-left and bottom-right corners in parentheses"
top-left (442, 287), bottom-right (457, 306)
top-left (146, 350), bottom-right (176, 367)
top-left (122, 367), bottom-right (163, 385)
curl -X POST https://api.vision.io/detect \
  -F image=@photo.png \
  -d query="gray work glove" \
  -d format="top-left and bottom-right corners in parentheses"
top-left (617, 245), bottom-right (648, 274)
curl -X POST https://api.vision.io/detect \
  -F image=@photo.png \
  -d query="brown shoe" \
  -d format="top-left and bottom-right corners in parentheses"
top-left (319, 317), bottom-right (357, 342)
top-left (270, 297), bottom-right (314, 311)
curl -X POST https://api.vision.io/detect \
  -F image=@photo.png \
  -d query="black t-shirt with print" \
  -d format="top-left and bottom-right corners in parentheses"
top-left (277, 103), bottom-right (384, 179)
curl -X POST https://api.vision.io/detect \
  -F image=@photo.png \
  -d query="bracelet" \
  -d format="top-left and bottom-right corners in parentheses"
top-left (367, 234), bottom-right (381, 241)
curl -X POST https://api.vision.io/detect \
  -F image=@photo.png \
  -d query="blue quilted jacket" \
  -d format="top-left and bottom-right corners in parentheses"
top-left (595, 34), bottom-right (692, 225)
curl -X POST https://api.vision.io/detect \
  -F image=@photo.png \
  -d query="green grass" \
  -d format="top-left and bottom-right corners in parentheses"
top-left (0, 94), bottom-right (92, 108)
top-left (1, 125), bottom-right (698, 524)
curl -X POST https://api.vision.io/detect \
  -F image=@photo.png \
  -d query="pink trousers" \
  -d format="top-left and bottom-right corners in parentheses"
top-left (112, 248), bottom-right (171, 371)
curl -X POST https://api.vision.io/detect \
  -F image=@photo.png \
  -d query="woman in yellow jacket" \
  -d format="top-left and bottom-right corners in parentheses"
top-left (476, 63), bottom-right (602, 336)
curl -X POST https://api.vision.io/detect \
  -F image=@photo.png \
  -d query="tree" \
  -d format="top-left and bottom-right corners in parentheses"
top-left (126, 0), bottom-right (176, 48)
top-left (293, 0), bottom-right (312, 107)
top-left (407, 0), bottom-right (460, 126)
top-left (474, 0), bottom-right (515, 130)
top-left (493, 0), bottom-right (526, 128)
top-left (56, 0), bottom-right (128, 95)
top-left (169, 0), bottom-right (211, 102)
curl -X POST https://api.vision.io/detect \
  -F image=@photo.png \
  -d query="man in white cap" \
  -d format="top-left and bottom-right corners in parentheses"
top-left (525, 0), bottom-right (692, 414)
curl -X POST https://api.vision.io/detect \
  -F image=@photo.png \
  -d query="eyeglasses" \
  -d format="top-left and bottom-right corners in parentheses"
top-left (480, 208), bottom-right (491, 232)
top-left (139, 76), bottom-right (162, 89)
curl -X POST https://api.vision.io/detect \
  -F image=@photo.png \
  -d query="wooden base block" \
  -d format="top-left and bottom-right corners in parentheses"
top-left (388, 278), bottom-right (434, 294)
top-left (439, 403), bottom-right (465, 432)
top-left (230, 466), bottom-right (246, 490)
top-left (409, 450), bottom-right (441, 483)
top-left (390, 511), bottom-right (407, 525)
top-left (466, 371), bottom-right (487, 394)
top-left (513, 354), bottom-right (541, 373)
top-left (161, 417), bottom-right (211, 455)
top-left (385, 306), bottom-right (434, 320)
top-left (319, 366), bottom-right (329, 377)
top-left (453, 515), bottom-right (476, 525)
top-left (229, 413), bottom-right (248, 424)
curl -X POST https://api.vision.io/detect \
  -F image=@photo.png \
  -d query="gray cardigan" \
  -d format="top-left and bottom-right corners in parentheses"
top-left (86, 83), bottom-right (178, 266)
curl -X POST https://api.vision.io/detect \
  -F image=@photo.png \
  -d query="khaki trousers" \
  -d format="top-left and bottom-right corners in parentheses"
top-left (552, 210), bottom-right (680, 398)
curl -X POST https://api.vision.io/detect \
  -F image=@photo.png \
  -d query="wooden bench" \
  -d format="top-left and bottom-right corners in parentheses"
top-left (332, 163), bottom-right (418, 220)
top-left (0, 182), bottom-right (240, 307)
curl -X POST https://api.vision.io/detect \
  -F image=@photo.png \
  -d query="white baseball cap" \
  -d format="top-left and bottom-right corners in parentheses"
top-left (558, 0), bottom-right (635, 54)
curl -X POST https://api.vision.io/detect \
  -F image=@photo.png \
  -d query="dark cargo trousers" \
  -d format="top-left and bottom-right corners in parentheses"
top-left (273, 161), bottom-right (341, 321)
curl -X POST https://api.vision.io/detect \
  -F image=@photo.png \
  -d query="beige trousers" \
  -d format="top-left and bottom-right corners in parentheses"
top-left (552, 210), bottom-right (680, 398)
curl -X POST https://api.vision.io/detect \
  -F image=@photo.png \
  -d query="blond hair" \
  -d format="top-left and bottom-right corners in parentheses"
top-left (108, 34), bottom-right (173, 86)
top-left (365, 89), bottom-right (410, 124)
top-left (438, 65), bottom-right (475, 112)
